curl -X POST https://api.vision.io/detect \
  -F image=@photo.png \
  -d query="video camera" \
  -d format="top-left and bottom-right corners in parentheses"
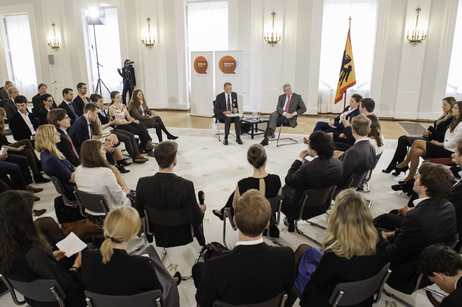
top-left (124, 60), bottom-right (134, 68)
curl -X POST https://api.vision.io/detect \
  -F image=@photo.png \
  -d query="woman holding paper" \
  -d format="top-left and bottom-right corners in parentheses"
top-left (0, 190), bottom-right (86, 307)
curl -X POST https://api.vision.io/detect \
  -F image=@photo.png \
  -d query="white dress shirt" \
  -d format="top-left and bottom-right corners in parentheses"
top-left (19, 111), bottom-right (36, 136)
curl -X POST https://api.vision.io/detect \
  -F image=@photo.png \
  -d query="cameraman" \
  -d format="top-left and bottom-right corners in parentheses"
top-left (117, 59), bottom-right (136, 105)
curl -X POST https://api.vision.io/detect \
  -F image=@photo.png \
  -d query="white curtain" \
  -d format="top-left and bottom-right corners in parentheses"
top-left (4, 15), bottom-right (37, 99)
top-left (186, 1), bottom-right (228, 52)
top-left (86, 7), bottom-right (122, 101)
top-left (446, 0), bottom-right (462, 100)
top-left (318, 0), bottom-right (378, 113)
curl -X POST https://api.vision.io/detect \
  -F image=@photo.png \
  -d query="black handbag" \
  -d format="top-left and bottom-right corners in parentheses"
top-left (203, 242), bottom-right (230, 263)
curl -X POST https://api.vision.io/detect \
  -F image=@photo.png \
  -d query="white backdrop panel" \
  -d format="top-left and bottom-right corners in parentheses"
top-left (190, 51), bottom-right (214, 116)
top-left (215, 51), bottom-right (244, 112)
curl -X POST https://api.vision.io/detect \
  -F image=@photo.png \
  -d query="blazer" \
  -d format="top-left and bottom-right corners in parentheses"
top-left (331, 106), bottom-right (360, 131)
top-left (129, 100), bottom-right (153, 120)
top-left (57, 129), bottom-right (81, 167)
top-left (428, 117), bottom-right (453, 142)
top-left (4, 99), bottom-right (17, 120)
top-left (282, 158), bottom-right (343, 219)
top-left (195, 242), bottom-right (295, 307)
top-left (32, 94), bottom-right (58, 116)
top-left (68, 116), bottom-right (91, 156)
top-left (73, 95), bottom-right (89, 117)
top-left (36, 107), bottom-right (50, 126)
top-left (446, 180), bottom-right (462, 240)
top-left (9, 111), bottom-right (38, 142)
top-left (58, 101), bottom-right (79, 125)
top-left (301, 232), bottom-right (388, 307)
top-left (214, 92), bottom-right (238, 115)
top-left (337, 139), bottom-right (375, 189)
top-left (385, 198), bottom-right (457, 294)
top-left (0, 87), bottom-right (8, 100)
top-left (82, 249), bottom-right (162, 296)
top-left (135, 172), bottom-right (204, 247)
top-left (275, 93), bottom-right (307, 128)
top-left (118, 65), bottom-right (136, 86)
top-left (441, 277), bottom-right (462, 307)
top-left (40, 150), bottom-right (76, 197)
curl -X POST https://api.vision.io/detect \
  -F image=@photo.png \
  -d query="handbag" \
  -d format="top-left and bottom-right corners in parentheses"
top-left (203, 242), bottom-right (230, 263)
top-left (61, 218), bottom-right (103, 240)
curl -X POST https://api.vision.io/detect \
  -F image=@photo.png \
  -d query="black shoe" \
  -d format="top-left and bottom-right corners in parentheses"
top-left (212, 209), bottom-right (224, 221)
top-left (116, 165), bottom-right (130, 174)
top-left (284, 217), bottom-right (295, 232)
top-left (382, 165), bottom-right (395, 174)
top-left (34, 173), bottom-right (51, 183)
top-left (167, 134), bottom-right (178, 140)
top-left (236, 137), bottom-right (243, 145)
top-left (391, 179), bottom-right (414, 191)
top-left (112, 142), bottom-right (120, 148)
top-left (173, 271), bottom-right (182, 286)
top-left (260, 138), bottom-right (269, 146)
top-left (269, 225), bottom-right (280, 238)
top-left (117, 159), bottom-right (132, 167)
top-left (33, 208), bottom-right (46, 216)
top-left (392, 166), bottom-right (409, 176)
top-left (223, 138), bottom-right (228, 146)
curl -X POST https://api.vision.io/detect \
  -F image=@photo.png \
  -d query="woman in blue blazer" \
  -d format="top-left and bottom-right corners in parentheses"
top-left (313, 94), bottom-right (362, 134)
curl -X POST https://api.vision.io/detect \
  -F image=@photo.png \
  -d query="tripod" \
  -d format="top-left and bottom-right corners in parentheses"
top-left (92, 25), bottom-right (110, 96)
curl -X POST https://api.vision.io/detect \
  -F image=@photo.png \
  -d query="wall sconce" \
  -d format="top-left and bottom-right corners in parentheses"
top-left (407, 8), bottom-right (427, 45)
top-left (264, 12), bottom-right (281, 46)
top-left (141, 18), bottom-right (156, 47)
top-left (47, 23), bottom-right (60, 50)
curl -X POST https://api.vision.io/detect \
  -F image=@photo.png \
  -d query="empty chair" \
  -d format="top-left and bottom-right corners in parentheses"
top-left (85, 289), bottom-right (164, 307)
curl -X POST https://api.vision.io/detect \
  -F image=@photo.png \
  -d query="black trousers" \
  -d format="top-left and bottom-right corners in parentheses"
top-left (217, 114), bottom-right (241, 137)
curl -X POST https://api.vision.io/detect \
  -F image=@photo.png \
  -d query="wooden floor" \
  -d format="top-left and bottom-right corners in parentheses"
top-left (154, 110), bottom-right (431, 140)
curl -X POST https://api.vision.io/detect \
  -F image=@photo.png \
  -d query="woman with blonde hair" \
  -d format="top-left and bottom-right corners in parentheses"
top-left (128, 89), bottom-right (177, 142)
top-left (295, 189), bottom-right (387, 307)
top-left (81, 206), bottom-right (166, 295)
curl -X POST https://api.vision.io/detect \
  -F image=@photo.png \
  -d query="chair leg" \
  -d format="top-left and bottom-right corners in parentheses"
top-left (265, 235), bottom-right (282, 246)
top-left (306, 221), bottom-right (327, 231)
top-left (181, 247), bottom-right (206, 281)
top-left (160, 248), bottom-right (167, 262)
top-left (295, 221), bottom-right (323, 246)
top-left (0, 274), bottom-right (25, 305)
top-left (270, 124), bottom-right (299, 147)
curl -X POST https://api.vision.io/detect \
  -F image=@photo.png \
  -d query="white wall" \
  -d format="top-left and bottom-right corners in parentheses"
top-left (0, 0), bottom-right (458, 120)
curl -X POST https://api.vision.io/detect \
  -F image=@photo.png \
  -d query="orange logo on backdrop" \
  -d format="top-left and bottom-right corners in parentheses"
top-left (194, 56), bottom-right (208, 74)
top-left (219, 56), bottom-right (236, 74)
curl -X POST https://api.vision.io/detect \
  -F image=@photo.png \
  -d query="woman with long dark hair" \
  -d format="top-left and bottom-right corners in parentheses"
top-left (0, 190), bottom-right (85, 306)
top-left (128, 89), bottom-right (177, 142)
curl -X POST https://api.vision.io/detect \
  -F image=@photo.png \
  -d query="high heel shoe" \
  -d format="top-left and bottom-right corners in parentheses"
top-left (111, 142), bottom-right (120, 148)
top-left (392, 166), bottom-right (409, 176)
top-left (212, 209), bottom-right (224, 221)
top-left (117, 159), bottom-right (132, 167)
top-left (391, 179), bottom-right (415, 191)
top-left (116, 165), bottom-right (130, 174)
top-left (382, 165), bottom-right (395, 174)
top-left (167, 134), bottom-right (178, 140)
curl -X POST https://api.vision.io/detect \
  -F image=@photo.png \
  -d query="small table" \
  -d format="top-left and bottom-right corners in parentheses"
top-left (241, 118), bottom-right (269, 139)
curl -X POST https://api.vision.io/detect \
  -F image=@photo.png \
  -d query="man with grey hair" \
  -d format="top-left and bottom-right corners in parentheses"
top-left (261, 83), bottom-right (306, 146)
top-left (214, 82), bottom-right (242, 145)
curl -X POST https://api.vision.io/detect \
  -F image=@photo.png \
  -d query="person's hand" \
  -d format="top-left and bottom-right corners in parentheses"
top-left (15, 145), bottom-right (26, 152)
top-left (381, 231), bottom-right (395, 241)
top-left (117, 68), bottom-right (121, 72)
top-left (0, 153), bottom-right (7, 161)
top-left (106, 146), bottom-right (114, 153)
top-left (299, 149), bottom-right (310, 159)
top-left (31, 135), bottom-right (36, 140)
top-left (431, 140), bottom-right (443, 146)
top-left (53, 250), bottom-right (66, 262)
top-left (224, 111), bottom-right (232, 115)
top-left (73, 252), bottom-right (82, 269)
top-left (134, 119), bottom-right (140, 124)
top-left (69, 172), bottom-right (76, 183)
top-left (339, 133), bottom-right (346, 139)
top-left (233, 108), bottom-right (238, 113)
top-left (423, 130), bottom-right (431, 138)
top-left (128, 117), bottom-right (134, 123)
top-left (328, 119), bottom-right (335, 127)
top-left (398, 206), bottom-right (413, 216)
top-left (342, 117), bottom-right (350, 127)
top-left (122, 186), bottom-right (131, 194)
top-left (285, 113), bottom-right (293, 119)
top-left (199, 203), bottom-right (207, 214)
top-left (149, 113), bottom-right (156, 118)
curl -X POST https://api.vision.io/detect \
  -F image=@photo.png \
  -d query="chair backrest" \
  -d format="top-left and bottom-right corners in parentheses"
top-left (74, 188), bottom-right (110, 216)
top-left (212, 293), bottom-right (287, 307)
top-left (1, 275), bottom-right (66, 307)
top-left (298, 186), bottom-right (335, 221)
top-left (328, 263), bottom-right (391, 307)
top-left (50, 176), bottom-right (78, 207)
top-left (267, 195), bottom-right (283, 226)
top-left (345, 172), bottom-right (369, 190)
top-left (85, 289), bottom-right (164, 307)
top-left (363, 153), bottom-right (383, 184)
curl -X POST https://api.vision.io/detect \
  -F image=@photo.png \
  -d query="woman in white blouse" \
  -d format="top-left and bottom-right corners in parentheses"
top-left (394, 101), bottom-right (462, 184)
top-left (367, 114), bottom-right (384, 156)
top-left (75, 139), bottom-right (135, 225)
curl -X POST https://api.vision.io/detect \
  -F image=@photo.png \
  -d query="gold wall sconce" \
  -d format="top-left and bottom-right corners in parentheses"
top-left (142, 18), bottom-right (156, 47)
top-left (47, 23), bottom-right (60, 50)
top-left (407, 8), bottom-right (427, 45)
top-left (264, 12), bottom-right (281, 46)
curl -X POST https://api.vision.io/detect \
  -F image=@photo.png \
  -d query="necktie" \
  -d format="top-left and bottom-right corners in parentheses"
top-left (285, 95), bottom-right (291, 113)
top-left (227, 95), bottom-right (231, 112)
top-left (69, 103), bottom-right (78, 119)
top-left (66, 134), bottom-right (79, 159)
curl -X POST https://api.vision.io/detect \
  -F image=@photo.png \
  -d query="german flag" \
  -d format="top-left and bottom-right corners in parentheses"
top-left (334, 29), bottom-right (356, 104)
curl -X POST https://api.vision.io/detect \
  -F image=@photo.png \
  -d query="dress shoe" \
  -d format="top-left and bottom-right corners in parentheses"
top-left (382, 165), bottom-right (395, 174)
top-left (117, 159), bottom-right (132, 167)
top-left (134, 155), bottom-right (148, 163)
top-left (392, 166), bottom-right (409, 176)
top-left (223, 137), bottom-right (228, 146)
top-left (236, 137), bottom-right (243, 145)
top-left (146, 141), bottom-right (157, 151)
top-left (284, 217), bottom-right (295, 232)
top-left (167, 134), bottom-right (178, 140)
top-left (112, 142), bottom-right (120, 148)
top-left (303, 137), bottom-right (309, 145)
top-left (212, 209), bottom-right (224, 221)
top-left (33, 208), bottom-right (46, 216)
top-left (34, 173), bottom-right (51, 183)
top-left (116, 165), bottom-right (130, 174)
top-left (28, 186), bottom-right (43, 193)
top-left (174, 271), bottom-right (182, 286)
top-left (34, 196), bottom-right (40, 202)
top-left (260, 138), bottom-right (269, 146)
top-left (148, 150), bottom-right (155, 157)
top-left (269, 225), bottom-right (280, 238)
top-left (391, 179), bottom-right (414, 191)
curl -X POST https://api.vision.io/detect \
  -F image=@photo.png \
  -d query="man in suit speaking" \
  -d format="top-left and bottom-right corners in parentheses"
top-left (261, 83), bottom-right (306, 146)
top-left (214, 82), bottom-right (242, 146)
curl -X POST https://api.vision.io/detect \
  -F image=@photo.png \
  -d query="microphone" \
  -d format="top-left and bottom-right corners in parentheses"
top-left (198, 191), bottom-right (205, 205)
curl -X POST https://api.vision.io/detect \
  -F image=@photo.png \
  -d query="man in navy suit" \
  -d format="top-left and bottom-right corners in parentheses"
top-left (58, 88), bottom-right (79, 125)
top-left (214, 82), bottom-right (242, 146)
top-left (313, 94), bottom-right (362, 134)
top-left (48, 108), bottom-right (81, 167)
top-left (9, 96), bottom-right (38, 143)
top-left (73, 82), bottom-right (90, 116)
top-left (68, 103), bottom-right (98, 156)
top-left (261, 84), bottom-right (307, 146)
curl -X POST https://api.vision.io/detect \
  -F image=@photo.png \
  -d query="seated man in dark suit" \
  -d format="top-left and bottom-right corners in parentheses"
top-left (336, 114), bottom-right (375, 191)
top-left (73, 82), bottom-right (90, 116)
top-left (0, 81), bottom-right (12, 100)
top-left (68, 103), bottom-right (98, 156)
top-left (282, 131), bottom-right (343, 232)
top-left (261, 83), bottom-right (307, 146)
top-left (135, 141), bottom-right (206, 247)
top-left (4, 86), bottom-right (19, 120)
top-left (214, 82), bottom-right (242, 146)
top-left (193, 189), bottom-right (295, 306)
top-left (48, 109), bottom-right (80, 167)
top-left (9, 96), bottom-right (38, 144)
top-left (418, 244), bottom-right (462, 307)
top-left (32, 83), bottom-right (57, 118)
top-left (332, 97), bottom-right (376, 151)
top-left (381, 163), bottom-right (457, 294)
top-left (58, 88), bottom-right (79, 125)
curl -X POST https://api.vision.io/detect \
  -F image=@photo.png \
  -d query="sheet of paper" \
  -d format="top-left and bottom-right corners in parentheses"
top-left (226, 113), bottom-right (241, 117)
top-left (56, 232), bottom-right (87, 257)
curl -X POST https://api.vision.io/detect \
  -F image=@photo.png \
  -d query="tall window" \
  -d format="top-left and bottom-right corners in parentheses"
top-left (86, 7), bottom-right (122, 101)
top-left (318, 0), bottom-right (378, 113)
top-left (2, 14), bottom-right (37, 98)
top-left (446, 0), bottom-right (462, 100)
